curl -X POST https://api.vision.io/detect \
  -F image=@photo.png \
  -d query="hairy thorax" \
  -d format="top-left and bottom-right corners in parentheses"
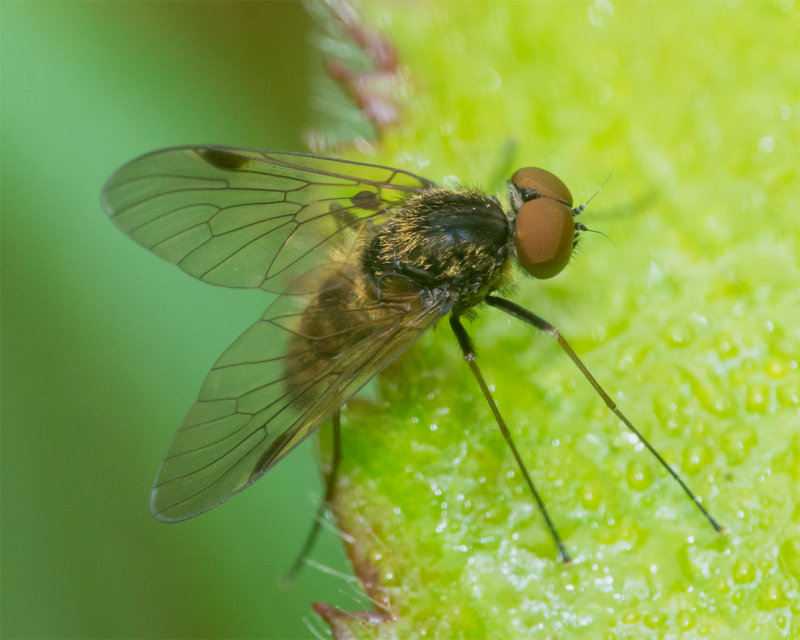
top-left (361, 188), bottom-right (514, 312)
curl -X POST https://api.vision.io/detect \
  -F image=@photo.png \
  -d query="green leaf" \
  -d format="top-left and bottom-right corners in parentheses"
top-left (311, 1), bottom-right (800, 637)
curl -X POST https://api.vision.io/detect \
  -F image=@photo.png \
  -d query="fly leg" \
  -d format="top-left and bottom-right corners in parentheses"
top-left (283, 410), bottom-right (343, 583)
top-left (450, 314), bottom-right (571, 563)
top-left (485, 295), bottom-right (724, 534)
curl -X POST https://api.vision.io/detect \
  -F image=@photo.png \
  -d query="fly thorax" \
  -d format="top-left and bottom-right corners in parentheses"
top-left (362, 188), bottom-right (512, 306)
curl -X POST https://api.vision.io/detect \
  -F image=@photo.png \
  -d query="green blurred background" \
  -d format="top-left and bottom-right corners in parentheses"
top-left (2, 3), bottom-right (357, 638)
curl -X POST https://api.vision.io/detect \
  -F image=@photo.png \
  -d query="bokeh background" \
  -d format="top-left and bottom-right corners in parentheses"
top-left (3, 1), bottom-right (799, 639)
top-left (2, 3), bottom-right (355, 638)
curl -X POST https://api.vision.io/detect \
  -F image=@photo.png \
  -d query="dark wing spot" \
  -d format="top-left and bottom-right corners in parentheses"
top-left (200, 148), bottom-right (251, 170)
top-left (351, 190), bottom-right (382, 211)
top-left (251, 428), bottom-right (296, 478)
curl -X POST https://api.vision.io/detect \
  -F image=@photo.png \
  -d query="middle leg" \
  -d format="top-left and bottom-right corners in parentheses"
top-left (449, 314), bottom-right (571, 563)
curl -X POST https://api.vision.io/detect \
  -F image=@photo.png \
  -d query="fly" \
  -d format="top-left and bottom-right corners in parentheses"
top-left (102, 146), bottom-right (723, 574)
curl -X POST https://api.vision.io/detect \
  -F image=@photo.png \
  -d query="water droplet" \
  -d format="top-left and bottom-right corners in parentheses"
top-left (626, 459), bottom-right (653, 491)
top-left (758, 136), bottom-right (775, 153)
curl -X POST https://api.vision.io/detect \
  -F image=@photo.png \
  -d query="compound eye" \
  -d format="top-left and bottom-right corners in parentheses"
top-left (511, 167), bottom-right (573, 207)
top-left (514, 198), bottom-right (575, 279)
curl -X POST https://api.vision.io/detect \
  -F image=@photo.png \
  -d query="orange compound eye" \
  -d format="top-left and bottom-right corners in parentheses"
top-left (514, 198), bottom-right (575, 279)
top-left (511, 167), bottom-right (573, 207)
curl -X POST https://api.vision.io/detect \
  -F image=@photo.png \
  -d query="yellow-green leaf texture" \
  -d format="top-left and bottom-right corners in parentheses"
top-left (316, 2), bottom-right (800, 638)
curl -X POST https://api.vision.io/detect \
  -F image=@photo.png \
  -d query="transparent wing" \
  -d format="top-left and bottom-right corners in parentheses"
top-left (101, 146), bottom-right (434, 293)
top-left (150, 266), bottom-right (445, 522)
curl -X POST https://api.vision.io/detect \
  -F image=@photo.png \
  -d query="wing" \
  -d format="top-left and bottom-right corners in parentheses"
top-left (150, 266), bottom-right (446, 522)
top-left (101, 146), bottom-right (434, 293)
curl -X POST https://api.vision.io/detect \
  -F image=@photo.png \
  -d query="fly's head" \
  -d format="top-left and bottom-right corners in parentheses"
top-left (508, 167), bottom-right (588, 280)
